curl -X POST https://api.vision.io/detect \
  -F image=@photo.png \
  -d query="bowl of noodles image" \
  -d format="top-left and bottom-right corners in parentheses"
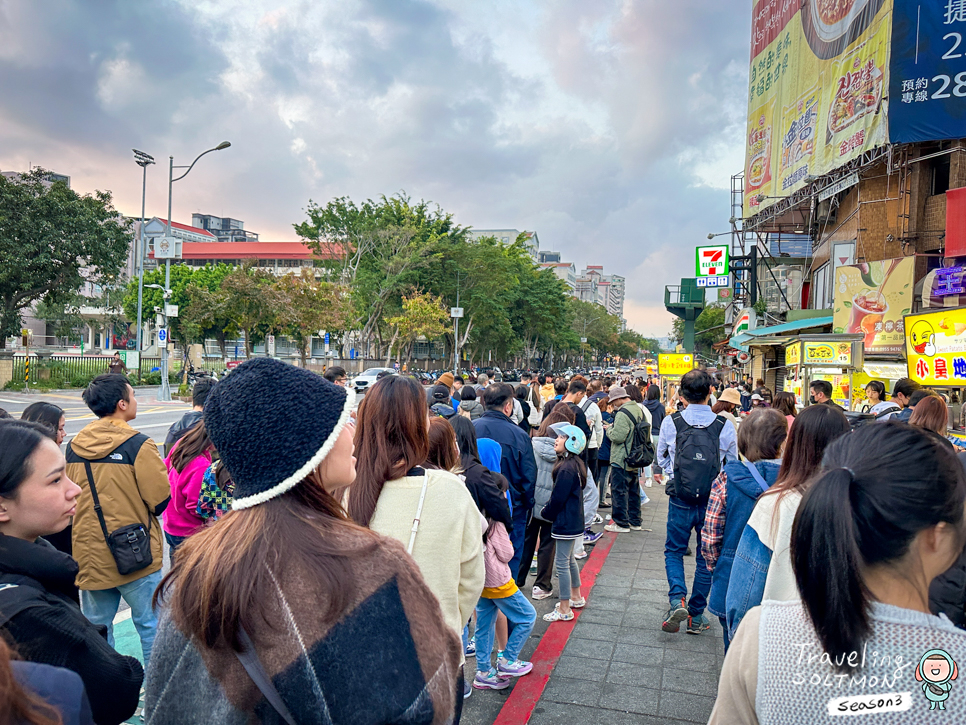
top-left (802, 0), bottom-right (886, 59)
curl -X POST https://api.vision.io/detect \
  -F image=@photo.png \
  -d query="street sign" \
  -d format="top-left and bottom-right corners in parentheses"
top-left (451, 307), bottom-right (464, 318)
top-left (165, 305), bottom-right (179, 318)
top-left (696, 275), bottom-right (730, 288)
top-left (267, 335), bottom-right (276, 357)
top-left (157, 329), bottom-right (168, 344)
top-left (154, 236), bottom-right (182, 259)
top-left (580, 337), bottom-right (588, 343)
top-left (696, 245), bottom-right (730, 277)
top-left (226, 361), bottom-right (240, 369)
top-left (120, 351), bottom-right (140, 370)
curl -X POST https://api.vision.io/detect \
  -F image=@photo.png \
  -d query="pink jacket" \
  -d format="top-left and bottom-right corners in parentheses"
top-left (483, 521), bottom-right (514, 588)
top-left (162, 447), bottom-right (211, 537)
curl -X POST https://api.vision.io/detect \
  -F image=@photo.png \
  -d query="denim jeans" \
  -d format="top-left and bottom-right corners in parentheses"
top-left (610, 465), bottom-right (641, 528)
top-left (80, 568), bottom-right (163, 665)
top-left (719, 616), bottom-right (731, 651)
top-left (163, 531), bottom-right (188, 565)
top-left (664, 496), bottom-right (712, 616)
top-left (553, 538), bottom-right (582, 601)
top-left (474, 590), bottom-right (537, 670)
top-left (597, 462), bottom-right (610, 502)
top-left (507, 506), bottom-right (530, 580)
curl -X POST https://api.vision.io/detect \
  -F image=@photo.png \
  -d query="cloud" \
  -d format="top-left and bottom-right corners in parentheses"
top-left (0, 0), bottom-right (751, 337)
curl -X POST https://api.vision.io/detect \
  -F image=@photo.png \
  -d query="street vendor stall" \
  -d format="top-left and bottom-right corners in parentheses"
top-left (783, 334), bottom-right (865, 409)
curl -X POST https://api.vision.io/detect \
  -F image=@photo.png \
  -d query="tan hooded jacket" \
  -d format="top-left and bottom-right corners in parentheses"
top-left (65, 418), bottom-right (170, 590)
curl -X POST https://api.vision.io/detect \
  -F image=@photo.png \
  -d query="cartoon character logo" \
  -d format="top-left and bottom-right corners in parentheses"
top-left (910, 320), bottom-right (937, 357)
top-left (916, 649), bottom-right (958, 711)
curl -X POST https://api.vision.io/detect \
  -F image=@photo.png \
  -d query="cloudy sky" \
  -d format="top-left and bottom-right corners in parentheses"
top-left (0, 0), bottom-right (751, 338)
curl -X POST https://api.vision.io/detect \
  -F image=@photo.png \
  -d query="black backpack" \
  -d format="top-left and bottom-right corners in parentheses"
top-left (670, 413), bottom-right (726, 505)
top-left (617, 406), bottom-right (655, 469)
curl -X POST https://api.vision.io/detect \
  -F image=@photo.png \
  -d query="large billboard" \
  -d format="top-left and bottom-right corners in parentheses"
top-left (831, 257), bottom-right (915, 354)
top-left (889, 0), bottom-right (966, 142)
top-left (744, 0), bottom-right (893, 218)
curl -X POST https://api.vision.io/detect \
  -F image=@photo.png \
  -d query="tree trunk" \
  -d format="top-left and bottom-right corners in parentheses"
top-left (243, 328), bottom-right (252, 359)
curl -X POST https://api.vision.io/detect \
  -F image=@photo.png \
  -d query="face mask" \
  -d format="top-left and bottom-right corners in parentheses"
top-left (808, 395), bottom-right (816, 405)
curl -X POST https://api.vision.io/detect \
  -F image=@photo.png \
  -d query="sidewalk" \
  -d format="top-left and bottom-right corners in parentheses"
top-left (464, 485), bottom-right (725, 724)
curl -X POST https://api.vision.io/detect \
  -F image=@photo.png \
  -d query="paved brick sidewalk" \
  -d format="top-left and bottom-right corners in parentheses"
top-left (465, 485), bottom-right (725, 724)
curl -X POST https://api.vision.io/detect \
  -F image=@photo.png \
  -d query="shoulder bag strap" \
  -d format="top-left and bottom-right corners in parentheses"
top-left (742, 460), bottom-right (771, 493)
top-left (235, 628), bottom-right (298, 725)
top-left (82, 459), bottom-right (114, 547)
top-left (407, 471), bottom-right (430, 555)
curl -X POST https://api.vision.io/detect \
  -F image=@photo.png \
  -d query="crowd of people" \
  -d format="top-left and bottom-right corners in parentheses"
top-left (2, 361), bottom-right (966, 723)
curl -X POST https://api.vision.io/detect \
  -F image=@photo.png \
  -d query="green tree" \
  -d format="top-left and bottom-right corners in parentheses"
top-left (275, 269), bottom-right (350, 366)
top-left (0, 169), bottom-right (131, 347)
top-left (386, 290), bottom-right (449, 365)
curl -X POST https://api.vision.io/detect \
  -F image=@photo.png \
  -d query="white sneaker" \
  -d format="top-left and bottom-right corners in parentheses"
top-left (641, 493), bottom-right (651, 505)
top-left (644, 478), bottom-right (653, 488)
top-left (575, 550), bottom-right (588, 559)
top-left (532, 586), bottom-right (553, 600)
top-left (604, 523), bottom-right (630, 533)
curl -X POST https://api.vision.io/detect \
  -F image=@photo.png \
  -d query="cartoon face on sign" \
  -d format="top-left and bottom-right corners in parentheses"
top-left (917, 649), bottom-right (958, 711)
top-left (910, 320), bottom-right (936, 357)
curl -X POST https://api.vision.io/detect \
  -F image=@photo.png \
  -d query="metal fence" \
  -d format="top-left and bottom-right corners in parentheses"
top-left (11, 355), bottom-right (163, 387)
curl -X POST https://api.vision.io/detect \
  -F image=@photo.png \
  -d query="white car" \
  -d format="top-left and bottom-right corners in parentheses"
top-left (605, 367), bottom-right (617, 375)
top-left (352, 367), bottom-right (396, 394)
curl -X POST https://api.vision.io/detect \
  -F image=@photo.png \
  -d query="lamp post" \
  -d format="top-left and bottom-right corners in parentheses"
top-left (132, 150), bottom-right (155, 367)
top-left (159, 141), bottom-right (231, 401)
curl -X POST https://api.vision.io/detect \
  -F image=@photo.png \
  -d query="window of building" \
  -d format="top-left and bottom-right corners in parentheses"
top-left (812, 262), bottom-right (830, 309)
top-left (933, 153), bottom-right (952, 196)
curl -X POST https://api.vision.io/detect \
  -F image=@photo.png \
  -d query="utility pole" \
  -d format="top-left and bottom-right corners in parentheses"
top-left (453, 271), bottom-right (462, 376)
top-left (133, 150), bottom-right (154, 363)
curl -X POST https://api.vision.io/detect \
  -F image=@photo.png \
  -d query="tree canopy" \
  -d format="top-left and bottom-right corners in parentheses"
top-left (0, 169), bottom-right (131, 347)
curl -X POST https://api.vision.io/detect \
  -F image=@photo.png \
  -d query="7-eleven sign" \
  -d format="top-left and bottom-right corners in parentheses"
top-left (696, 245), bottom-right (730, 277)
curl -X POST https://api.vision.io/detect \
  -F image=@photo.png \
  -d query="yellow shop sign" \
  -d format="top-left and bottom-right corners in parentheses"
top-left (904, 307), bottom-right (966, 386)
top-left (803, 341), bottom-right (852, 366)
top-left (785, 342), bottom-right (801, 366)
top-left (658, 353), bottom-right (695, 377)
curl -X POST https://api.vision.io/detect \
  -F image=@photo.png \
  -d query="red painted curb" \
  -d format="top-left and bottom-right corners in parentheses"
top-left (492, 531), bottom-right (618, 725)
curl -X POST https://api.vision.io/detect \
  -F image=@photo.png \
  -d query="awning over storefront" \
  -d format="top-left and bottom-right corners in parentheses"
top-left (729, 316), bottom-right (833, 350)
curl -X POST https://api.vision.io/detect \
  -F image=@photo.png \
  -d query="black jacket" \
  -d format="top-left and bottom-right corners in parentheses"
top-left (540, 464), bottom-right (585, 538)
top-left (164, 409), bottom-right (203, 450)
top-left (461, 458), bottom-right (513, 530)
top-left (931, 545), bottom-right (966, 629)
top-left (0, 535), bottom-right (143, 725)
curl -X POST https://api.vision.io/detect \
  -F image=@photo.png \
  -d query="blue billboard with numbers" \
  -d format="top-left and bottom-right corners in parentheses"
top-left (890, 0), bottom-right (966, 142)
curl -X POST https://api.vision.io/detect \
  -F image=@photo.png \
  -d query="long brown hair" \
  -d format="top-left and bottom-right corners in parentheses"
top-left (348, 375), bottom-right (430, 527)
top-left (909, 394), bottom-right (948, 435)
top-left (427, 417), bottom-right (460, 472)
top-left (767, 404), bottom-right (850, 497)
top-left (772, 391), bottom-right (797, 418)
top-left (169, 420), bottom-right (213, 474)
top-left (155, 476), bottom-right (377, 652)
top-left (536, 406), bottom-right (574, 437)
top-left (0, 638), bottom-right (61, 725)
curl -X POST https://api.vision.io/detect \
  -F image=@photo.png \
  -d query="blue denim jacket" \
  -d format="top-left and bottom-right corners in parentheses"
top-left (725, 521), bottom-right (773, 640)
top-left (707, 459), bottom-right (781, 618)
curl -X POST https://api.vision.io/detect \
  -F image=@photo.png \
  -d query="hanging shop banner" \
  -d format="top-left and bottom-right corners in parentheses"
top-left (831, 256), bottom-right (915, 353)
top-left (904, 306), bottom-right (966, 385)
top-left (658, 353), bottom-right (695, 377)
top-left (889, 0), bottom-right (966, 143)
top-left (803, 340), bottom-right (854, 365)
top-left (785, 341), bottom-right (801, 365)
top-left (744, 0), bottom-right (892, 217)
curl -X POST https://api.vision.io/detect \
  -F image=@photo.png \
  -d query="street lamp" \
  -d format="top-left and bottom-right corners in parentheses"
top-left (133, 149), bottom-right (155, 361)
top-left (158, 141), bottom-right (231, 401)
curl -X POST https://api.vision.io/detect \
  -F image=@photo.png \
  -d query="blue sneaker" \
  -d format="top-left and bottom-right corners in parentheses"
top-left (584, 529), bottom-right (603, 544)
top-left (464, 636), bottom-right (476, 656)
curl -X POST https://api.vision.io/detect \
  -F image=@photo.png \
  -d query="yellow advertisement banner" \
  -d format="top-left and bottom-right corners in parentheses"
top-left (785, 342), bottom-right (801, 366)
top-left (744, 0), bottom-right (892, 217)
top-left (832, 257), bottom-right (914, 354)
top-left (904, 307), bottom-right (966, 386)
top-left (658, 353), bottom-right (695, 378)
